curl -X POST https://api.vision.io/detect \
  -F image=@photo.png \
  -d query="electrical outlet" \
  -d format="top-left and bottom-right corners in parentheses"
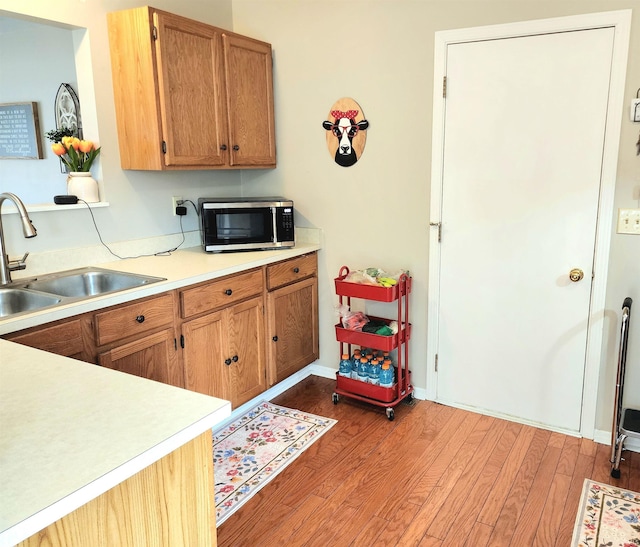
top-left (172, 196), bottom-right (183, 216)
top-left (617, 208), bottom-right (640, 235)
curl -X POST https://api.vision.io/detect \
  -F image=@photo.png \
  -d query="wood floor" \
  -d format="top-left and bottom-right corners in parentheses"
top-left (217, 376), bottom-right (639, 547)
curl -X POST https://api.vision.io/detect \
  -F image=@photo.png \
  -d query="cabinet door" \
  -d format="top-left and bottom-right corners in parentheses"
top-left (223, 34), bottom-right (276, 167)
top-left (228, 297), bottom-right (267, 407)
top-left (266, 277), bottom-right (319, 385)
top-left (155, 11), bottom-right (228, 167)
top-left (182, 297), bottom-right (266, 408)
top-left (98, 329), bottom-right (181, 387)
top-left (5, 317), bottom-right (91, 362)
top-left (182, 309), bottom-right (230, 401)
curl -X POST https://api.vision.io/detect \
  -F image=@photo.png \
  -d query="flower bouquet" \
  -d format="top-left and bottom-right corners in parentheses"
top-left (48, 134), bottom-right (101, 172)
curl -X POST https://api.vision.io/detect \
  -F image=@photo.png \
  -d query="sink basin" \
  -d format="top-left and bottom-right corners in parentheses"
top-left (0, 288), bottom-right (62, 318)
top-left (23, 268), bottom-right (165, 298)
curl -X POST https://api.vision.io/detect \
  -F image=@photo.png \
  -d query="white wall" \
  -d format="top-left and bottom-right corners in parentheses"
top-left (231, 0), bottom-right (640, 437)
top-left (0, 18), bottom-right (78, 203)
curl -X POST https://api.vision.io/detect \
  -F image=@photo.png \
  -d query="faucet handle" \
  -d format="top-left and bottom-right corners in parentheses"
top-left (8, 252), bottom-right (30, 271)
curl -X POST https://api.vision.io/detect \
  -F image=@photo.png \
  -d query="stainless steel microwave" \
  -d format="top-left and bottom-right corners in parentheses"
top-left (198, 197), bottom-right (295, 252)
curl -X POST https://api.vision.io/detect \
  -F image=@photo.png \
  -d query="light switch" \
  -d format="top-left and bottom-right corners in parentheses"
top-left (617, 208), bottom-right (640, 235)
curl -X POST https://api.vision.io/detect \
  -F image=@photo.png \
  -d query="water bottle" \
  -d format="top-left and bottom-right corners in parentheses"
top-left (357, 357), bottom-right (369, 382)
top-left (366, 358), bottom-right (376, 382)
top-left (380, 361), bottom-right (394, 387)
top-left (351, 350), bottom-right (361, 379)
top-left (339, 353), bottom-right (352, 377)
top-left (369, 358), bottom-right (381, 385)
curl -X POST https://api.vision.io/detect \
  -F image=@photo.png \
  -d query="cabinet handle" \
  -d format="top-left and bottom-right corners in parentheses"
top-left (135, 315), bottom-right (145, 323)
top-left (293, 267), bottom-right (300, 273)
top-left (272, 335), bottom-right (278, 342)
top-left (232, 355), bottom-right (239, 362)
top-left (224, 358), bottom-right (232, 366)
top-left (232, 145), bottom-right (240, 151)
top-left (225, 289), bottom-right (233, 296)
top-left (220, 144), bottom-right (228, 151)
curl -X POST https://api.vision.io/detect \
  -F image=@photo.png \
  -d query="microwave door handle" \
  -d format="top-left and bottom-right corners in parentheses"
top-left (271, 207), bottom-right (277, 242)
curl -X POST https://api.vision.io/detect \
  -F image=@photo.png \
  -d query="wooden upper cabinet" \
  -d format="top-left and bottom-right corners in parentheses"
top-left (223, 33), bottom-right (276, 167)
top-left (107, 6), bottom-right (275, 170)
top-left (155, 12), bottom-right (228, 168)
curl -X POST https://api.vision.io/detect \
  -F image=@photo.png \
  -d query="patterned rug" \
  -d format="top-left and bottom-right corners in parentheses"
top-left (213, 401), bottom-right (337, 526)
top-left (572, 479), bottom-right (640, 546)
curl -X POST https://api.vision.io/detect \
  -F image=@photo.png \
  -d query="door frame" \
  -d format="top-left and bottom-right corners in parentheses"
top-left (426, 10), bottom-right (631, 438)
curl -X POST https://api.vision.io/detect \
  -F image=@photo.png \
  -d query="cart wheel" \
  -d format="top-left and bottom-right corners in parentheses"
top-left (332, 393), bottom-right (339, 405)
top-left (386, 408), bottom-right (394, 421)
top-left (611, 468), bottom-right (621, 479)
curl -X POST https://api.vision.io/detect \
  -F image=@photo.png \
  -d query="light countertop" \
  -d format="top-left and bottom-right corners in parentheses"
top-left (0, 240), bottom-right (321, 335)
top-left (0, 340), bottom-right (231, 547)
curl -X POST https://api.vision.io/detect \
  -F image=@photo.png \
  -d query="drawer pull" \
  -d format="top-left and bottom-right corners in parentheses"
top-left (224, 358), bottom-right (232, 366)
top-left (225, 289), bottom-right (233, 296)
top-left (293, 267), bottom-right (300, 273)
top-left (135, 315), bottom-right (145, 323)
top-left (272, 335), bottom-right (278, 342)
top-left (232, 355), bottom-right (239, 362)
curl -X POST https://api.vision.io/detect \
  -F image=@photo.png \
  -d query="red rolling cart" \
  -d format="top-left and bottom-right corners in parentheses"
top-left (332, 266), bottom-right (414, 420)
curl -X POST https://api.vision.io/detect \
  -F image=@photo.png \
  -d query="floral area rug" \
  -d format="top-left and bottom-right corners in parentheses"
top-left (213, 401), bottom-right (337, 526)
top-left (572, 479), bottom-right (640, 546)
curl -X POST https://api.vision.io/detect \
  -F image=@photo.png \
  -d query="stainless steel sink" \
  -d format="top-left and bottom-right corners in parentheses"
top-left (23, 268), bottom-right (165, 298)
top-left (0, 288), bottom-right (62, 318)
top-left (1, 267), bottom-right (165, 318)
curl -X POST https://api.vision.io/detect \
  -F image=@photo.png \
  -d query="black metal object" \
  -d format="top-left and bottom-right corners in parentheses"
top-left (610, 297), bottom-right (636, 478)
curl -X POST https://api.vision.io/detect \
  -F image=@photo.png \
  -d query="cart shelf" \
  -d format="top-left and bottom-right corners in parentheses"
top-left (332, 266), bottom-right (414, 420)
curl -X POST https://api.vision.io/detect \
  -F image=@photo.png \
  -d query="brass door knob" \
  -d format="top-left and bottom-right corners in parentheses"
top-left (569, 268), bottom-right (584, 282)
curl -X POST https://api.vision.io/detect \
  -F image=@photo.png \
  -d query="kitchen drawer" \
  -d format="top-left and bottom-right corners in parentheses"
top-left (94, 293), bottom-right (174, 346)
top-left (180, 268), bottom-right (264, 318)
top-left (267, 253), bottom-right (317, 291)
top-left (6, 318), bottom-right (85, 357)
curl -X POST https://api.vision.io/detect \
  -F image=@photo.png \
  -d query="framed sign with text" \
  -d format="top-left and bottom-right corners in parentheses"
top-left (0, 102), bottom-right (44, 159)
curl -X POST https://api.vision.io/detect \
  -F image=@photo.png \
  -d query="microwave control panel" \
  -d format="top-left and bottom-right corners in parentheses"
top-left (276, 206), bottom-right (295, 242)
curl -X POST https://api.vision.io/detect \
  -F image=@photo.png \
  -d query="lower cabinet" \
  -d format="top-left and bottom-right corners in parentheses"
top-left (3, 252), bottom-right (319, 405)
top-left (266, 276), bottom-right (319, 385)
top-left (266, 253), bottom-right (319, 385)
top-left (182, 296), bottom-right (266, 408)
top-left (4, 317), bottom-right (92, 362)
top-left (98, 328), bottom-right (181, 387)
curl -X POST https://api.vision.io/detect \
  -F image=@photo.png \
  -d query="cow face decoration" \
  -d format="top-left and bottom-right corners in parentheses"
top-left (323, 98), bottom-right (369, 167)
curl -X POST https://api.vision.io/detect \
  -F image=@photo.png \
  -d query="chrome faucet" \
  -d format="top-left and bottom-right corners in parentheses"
top-left (0, 193), bottom-right (37, 285)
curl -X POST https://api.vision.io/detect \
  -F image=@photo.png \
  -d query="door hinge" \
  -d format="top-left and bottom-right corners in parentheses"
top-left (180, 334), bottom-right (185, 349)
top-left (442, 76), bottom-right (447, 98)
top-left (430, 222), bottom-right (442, 242)
top-left (162, 141), bottom-right (167, 154)
top-left (435, 353), bottom-right (439, 372)
top-left (152, 26), bottom-right (158, 41)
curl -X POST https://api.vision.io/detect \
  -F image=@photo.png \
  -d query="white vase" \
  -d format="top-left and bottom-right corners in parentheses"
top-left (66, 172), bottom-right (100, 203)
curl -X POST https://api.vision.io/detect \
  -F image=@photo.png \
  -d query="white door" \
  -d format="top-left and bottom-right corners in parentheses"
top-left (432, 26), bottom-right (619, 433)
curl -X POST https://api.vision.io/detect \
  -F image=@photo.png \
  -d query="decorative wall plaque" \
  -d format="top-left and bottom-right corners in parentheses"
top-left (322, 97), bottom-right (369, 167)
top-left (0, 102), bottom-right (44, 159)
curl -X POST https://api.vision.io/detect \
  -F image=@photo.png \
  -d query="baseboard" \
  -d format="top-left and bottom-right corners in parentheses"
top-left (594, 428), bottom-right (640, 453)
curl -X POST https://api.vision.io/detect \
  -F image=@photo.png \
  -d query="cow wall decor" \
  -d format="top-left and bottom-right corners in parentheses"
top-left (322, 98), bottom-right (369, 167)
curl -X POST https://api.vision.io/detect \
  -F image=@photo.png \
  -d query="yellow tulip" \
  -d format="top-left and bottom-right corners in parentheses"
top-left (51, 142), bottom-right (66, 156)
top-left (62, 136), bottom-right (80, 150)
top-left (79, 140), bottom-right (95, 153)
